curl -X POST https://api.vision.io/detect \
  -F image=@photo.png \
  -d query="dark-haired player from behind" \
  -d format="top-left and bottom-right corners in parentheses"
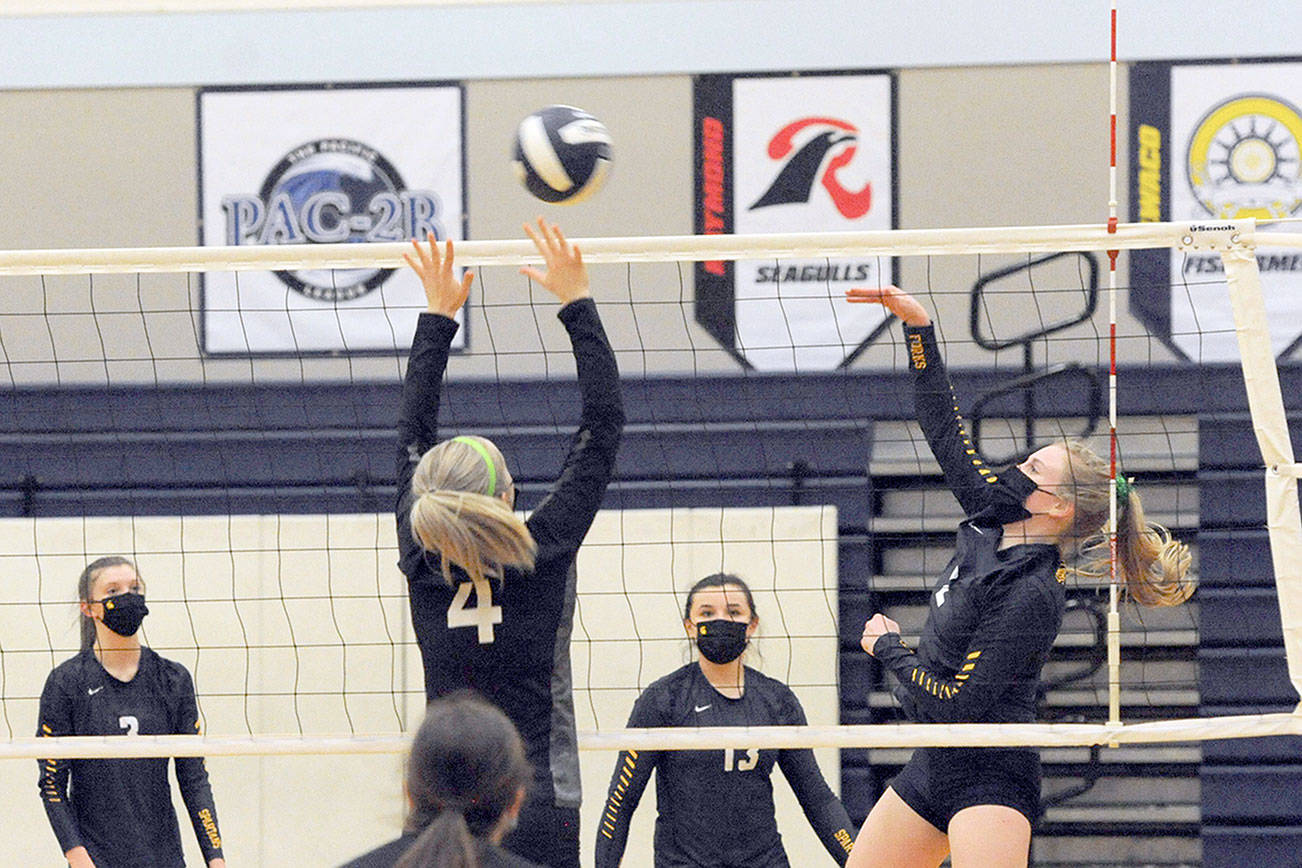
top-left (594, 573), bottom-right (856, 867)
top-left (397, 219), bottom-right (624, 868)
top-left (37, 556), bottom-right (225, 868)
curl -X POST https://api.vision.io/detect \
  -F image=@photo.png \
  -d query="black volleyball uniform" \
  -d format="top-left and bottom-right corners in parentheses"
top-left (871, 324), bottom-right (1066, 829)
top-left (396, 299), bottom-right (624, 868)
top-left (37, 647), bottom-right (224, 867)
top-left (595, 664), bottom-right (857, 868)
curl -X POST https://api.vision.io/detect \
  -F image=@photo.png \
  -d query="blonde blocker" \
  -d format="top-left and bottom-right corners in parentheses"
top-left (409, 436), bottom-right (537, 586)
top-left (1057, 440), bottom-right (1194, 606)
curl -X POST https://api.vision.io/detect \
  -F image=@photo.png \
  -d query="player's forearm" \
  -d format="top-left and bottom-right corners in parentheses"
top-left (41, 779), bottom-right (84, 857)
top-left (561, 298), bottom-right (625, 431)
top-left (64, 846), bottom-right (95, 868)
top-left (872, 633), bottom-right (998, 722)
top-left (903, 324), bottom-right (995, 516)
top-left (397, 313), bottom-right (459, 452)
top-left (177, 759), bottom-right (224, 861)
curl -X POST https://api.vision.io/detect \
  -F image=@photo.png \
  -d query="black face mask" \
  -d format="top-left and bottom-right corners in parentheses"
top-left (94, 592), bottom-right (149, 637)
top-left (694, 619), bottom-right (750, 664)
top-left (977, 464), bottom-right (1041, 525)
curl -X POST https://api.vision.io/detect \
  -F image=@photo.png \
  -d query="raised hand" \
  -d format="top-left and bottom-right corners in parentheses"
top-left (520, 217), bottom-right (590, 306)
top-left (404, 232), bottom-right (474, 318)
top-left (845, 285), bottom-right (931, 327)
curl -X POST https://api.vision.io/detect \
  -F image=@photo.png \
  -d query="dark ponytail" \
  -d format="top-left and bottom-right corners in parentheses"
top-left (396, 691), bottom-right (532, 868)
top-left (77, 556), bottom-right (138, 651)
top-left (395, 809), bottom-right (476, 868)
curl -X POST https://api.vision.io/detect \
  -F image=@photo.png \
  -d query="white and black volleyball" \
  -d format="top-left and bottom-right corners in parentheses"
top-left (512, 105), bottom-right (613, 204)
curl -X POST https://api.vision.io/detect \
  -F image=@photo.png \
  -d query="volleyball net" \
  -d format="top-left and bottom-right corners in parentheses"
top-left (0, 219), bottom-right (1299, 766)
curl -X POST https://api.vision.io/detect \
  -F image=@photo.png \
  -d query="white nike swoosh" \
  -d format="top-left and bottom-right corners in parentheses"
top-left (694, 704), bottom-right (711, 713)
top-left (88, 686), bottom-right (103, 696)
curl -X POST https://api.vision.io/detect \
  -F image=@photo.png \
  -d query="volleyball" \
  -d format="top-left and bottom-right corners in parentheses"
top-left (511, 105), bottom-right (613, 204)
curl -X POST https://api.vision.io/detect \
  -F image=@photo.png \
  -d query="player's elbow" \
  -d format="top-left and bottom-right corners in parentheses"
top-left (923, 688), bottom-right (998, 723)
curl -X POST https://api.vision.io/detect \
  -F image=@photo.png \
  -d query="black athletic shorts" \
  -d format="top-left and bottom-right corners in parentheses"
top-left (890, 746), bottom-right (1041, 831)
top-left (502, 798), bottom-right (580, 868)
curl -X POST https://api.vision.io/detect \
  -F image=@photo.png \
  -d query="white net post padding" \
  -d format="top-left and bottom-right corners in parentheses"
top-left (1222, 245), bottom-right (1302, 711)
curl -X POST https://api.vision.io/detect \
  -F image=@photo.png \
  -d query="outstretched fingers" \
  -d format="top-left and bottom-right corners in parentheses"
top-left (518, 217), bottom-right (590, 304)
top-left (845, 285), bottom-right (931, 326)
top-left (403, 231), bottom-right (443, 273)
top-left (403, 231), bottom-right (471, 316)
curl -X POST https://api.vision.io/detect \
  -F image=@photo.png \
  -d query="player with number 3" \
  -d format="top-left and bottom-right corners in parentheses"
top-left (36, 557), bottom-right (225, 868)
top-left (397, 218), bottom-right (624, 868)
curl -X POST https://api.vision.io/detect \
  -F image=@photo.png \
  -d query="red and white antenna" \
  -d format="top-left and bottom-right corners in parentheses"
top-left (1106, 0), bottom-right (1123, 729)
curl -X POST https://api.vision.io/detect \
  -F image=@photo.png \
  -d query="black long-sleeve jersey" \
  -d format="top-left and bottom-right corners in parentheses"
top-left (872, 324), bottom-right (1066, 724)
top-left (37, 647), bottom-right (224, 867)
top-left (396, 298), bottom-right (624, 811)
top-left (340, 832), bottom-right (544, 867)
top-left (595, 664), bottom-right (856, 868)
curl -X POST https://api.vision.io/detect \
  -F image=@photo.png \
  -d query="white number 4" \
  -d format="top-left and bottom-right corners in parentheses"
top-left (448, 578), bottom-right (503, 644)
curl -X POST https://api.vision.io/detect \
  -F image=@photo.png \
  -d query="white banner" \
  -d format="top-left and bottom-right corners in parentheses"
top-left (1168, 61), bottom-right (1302, 362)
top-left (732, 73), bottom-right (894, 371)
top-left (198, 84), bottom-right (465, 355)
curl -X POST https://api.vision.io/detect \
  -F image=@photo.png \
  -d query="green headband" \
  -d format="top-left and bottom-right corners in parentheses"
top-left (1115, 474), bottom-right (1133, 501)
top-left (452, 436), bottom-right (497, 497)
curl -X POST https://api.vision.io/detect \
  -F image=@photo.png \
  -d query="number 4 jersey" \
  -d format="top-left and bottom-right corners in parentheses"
top-left (36, 647), bottom-right (224, 866)
top-left (395, 299), bottom-right (624, 813)
top-left (595, 664), bottom-right (856, 867)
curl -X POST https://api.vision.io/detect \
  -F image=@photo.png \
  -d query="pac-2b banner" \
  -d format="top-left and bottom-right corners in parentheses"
top-left (1130, 59), bottom-right (1302, 362)
top-left (198, 83), bottom-right (466, 355)
top-left (694, 71), bottom-right (896, 372)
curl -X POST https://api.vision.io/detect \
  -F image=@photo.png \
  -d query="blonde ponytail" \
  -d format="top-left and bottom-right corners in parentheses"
top-left (1112, 488), bottom-right (1193, 606)
top-left (410, 436), bottom-right (536, 585)
top-left (1060, 440), bottom-right (1194, 607)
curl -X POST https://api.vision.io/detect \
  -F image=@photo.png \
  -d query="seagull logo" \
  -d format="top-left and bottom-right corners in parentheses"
top-left (749, 117), bottom-right (874, 219)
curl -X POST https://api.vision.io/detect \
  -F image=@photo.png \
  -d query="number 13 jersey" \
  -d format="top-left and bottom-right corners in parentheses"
top-left (595, 664), bottom-right (856, 867)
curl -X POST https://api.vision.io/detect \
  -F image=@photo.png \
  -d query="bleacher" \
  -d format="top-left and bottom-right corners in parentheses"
top-left (1197, 414), bottom-right (1302, 867)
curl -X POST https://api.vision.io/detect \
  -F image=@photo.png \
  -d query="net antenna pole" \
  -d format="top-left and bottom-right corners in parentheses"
top-left (1105, 0), bottom-right (1123, 729)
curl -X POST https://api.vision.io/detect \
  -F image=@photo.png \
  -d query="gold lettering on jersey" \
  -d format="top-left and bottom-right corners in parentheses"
top-left (908, 333), bottom-right (927, 369)
top-left (835, 828), bottom-right (854, 852)
top-left (199, 808), bottom-right (222, 847)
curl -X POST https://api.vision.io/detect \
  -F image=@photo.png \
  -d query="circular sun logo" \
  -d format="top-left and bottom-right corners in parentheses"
top-left (1187, 94), bottom-right (1302, 222)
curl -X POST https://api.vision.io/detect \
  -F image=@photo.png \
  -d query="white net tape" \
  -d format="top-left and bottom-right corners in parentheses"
top-left (0, 219), bottom-right (1288, 275)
